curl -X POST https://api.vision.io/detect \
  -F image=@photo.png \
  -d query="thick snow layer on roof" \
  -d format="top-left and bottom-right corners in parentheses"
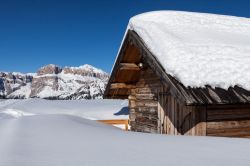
top-left (128, 11), bottom-right (250, 90)
top-left (0, 99), bottom-right (250, 166)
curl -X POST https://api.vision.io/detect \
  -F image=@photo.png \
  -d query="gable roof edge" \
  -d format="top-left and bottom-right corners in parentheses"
top-left (128, 30), bottom-right (196, 105)
top-left (104, 29), bottom-right (195, 104)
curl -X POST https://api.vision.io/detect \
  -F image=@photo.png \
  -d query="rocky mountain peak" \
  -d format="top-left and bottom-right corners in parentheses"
top-left (37, 64), bottom-right (62, 76)
top-left (63, 64), bottom-right (109, 80)
top-left (0, 64), bottom-right (109, 99)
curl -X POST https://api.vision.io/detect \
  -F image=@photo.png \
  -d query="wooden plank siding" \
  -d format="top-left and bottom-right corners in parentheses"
top-left (129, 65), bottom-right (207, 136)
top-left (160, 95), bottom-right (206, 136)
top-left (105, 30), bottom-right (250, 138)
top-left (206, 105), bottom-right (250, 138)
top-left (129, 67), bottom-right (161, 133)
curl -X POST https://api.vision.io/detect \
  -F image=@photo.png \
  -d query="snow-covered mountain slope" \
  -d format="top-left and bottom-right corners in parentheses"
top-left (0, 72), bottom-right (33, 99)
top-left (0, 64), bottom-right (109, 99)
top-left (0, 99), bottom-right (249, 166)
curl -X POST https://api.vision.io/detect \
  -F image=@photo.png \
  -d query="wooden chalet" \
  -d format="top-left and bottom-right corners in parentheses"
top-left (104, 30), bottom-right (250, 138)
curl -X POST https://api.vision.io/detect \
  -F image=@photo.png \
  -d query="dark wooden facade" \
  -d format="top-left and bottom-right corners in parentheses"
top-left (104, 30), bottom-right (250, 138)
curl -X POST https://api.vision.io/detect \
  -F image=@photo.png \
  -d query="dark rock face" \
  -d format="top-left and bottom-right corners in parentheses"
top-left (0, 64), bottom-right (109, 100)
top-left (0, 77), bottom-right (5, 98)
top-left (0, 72), bottom-right (33, 99)
top-left (30, 75), bottom-right (60, 98)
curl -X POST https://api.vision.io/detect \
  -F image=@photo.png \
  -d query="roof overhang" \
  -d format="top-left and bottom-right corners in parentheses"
top-left (104, 30), bottom-right (190, 104)
top-left (105, 30), bottom-right (250, 106)
top-left (104, 31), bottom-right (142, 99)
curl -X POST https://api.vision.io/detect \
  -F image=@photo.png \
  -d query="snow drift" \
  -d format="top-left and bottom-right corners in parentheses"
top-left (0, 99), bottom-right (128, 120)
top-left (0, 99), bottom-right (250, 166)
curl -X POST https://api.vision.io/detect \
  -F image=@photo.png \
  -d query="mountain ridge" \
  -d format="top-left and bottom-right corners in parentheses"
top-left (0, 64), bottom-right (109, 100)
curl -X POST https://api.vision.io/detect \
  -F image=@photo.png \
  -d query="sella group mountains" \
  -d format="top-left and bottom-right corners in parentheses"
top-left (0, 64), bottom-right (109, 99)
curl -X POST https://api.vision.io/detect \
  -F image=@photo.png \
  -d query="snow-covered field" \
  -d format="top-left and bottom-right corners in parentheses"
top-left (0, 99), bottom-right (250, 166)
top-left (0, 99), bottom-right (128, 120)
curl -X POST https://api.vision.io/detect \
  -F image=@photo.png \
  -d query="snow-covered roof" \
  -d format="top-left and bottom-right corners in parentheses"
top-left (127, 11), bottom-right (250, 90)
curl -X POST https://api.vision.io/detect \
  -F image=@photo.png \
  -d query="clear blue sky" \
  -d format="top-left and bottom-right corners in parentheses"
top-left (1, 0), bottom-right (250, 73)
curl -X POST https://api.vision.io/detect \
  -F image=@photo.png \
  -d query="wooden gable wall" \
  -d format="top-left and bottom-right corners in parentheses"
top-left (128, 64), bottom-right (207, 135)
top-left (105, 30), bottom-right (250, 138)
top-left (129, 67), bottom-right (161, 133)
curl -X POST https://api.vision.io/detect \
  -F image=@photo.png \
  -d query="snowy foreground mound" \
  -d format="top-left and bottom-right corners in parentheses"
top-left (0, 99), bottom-right (128, 120)
top-left (128, 11), bottom-right (250, 90)
top-left (0, 99), bottom-right (250, 166)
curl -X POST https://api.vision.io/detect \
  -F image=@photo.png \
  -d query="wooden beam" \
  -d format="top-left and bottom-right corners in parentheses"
top-left (119, 63), bottom-right (140, 71)
top-left (105, 95), bottom-right (129, 99)
top-left (97, 119), bottom-right (129, 131)
top-left (110, 83), bottom-right (136, 89)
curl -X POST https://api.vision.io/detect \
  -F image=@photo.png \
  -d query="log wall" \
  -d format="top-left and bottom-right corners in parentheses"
top-left (206, 105), bottom-right (250, 138)
top-left (128, 66), bottom-right (250, 138)
top-left (129, 68), bottom-right (161, 133)
top-left (129, 67), bottom-right (207, 135)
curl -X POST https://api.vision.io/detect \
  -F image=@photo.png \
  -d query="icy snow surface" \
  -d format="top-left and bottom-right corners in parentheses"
top-left (128, 11), bottom-right (250, 90)
top-left (0, 99), bottom-right (250, 166)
